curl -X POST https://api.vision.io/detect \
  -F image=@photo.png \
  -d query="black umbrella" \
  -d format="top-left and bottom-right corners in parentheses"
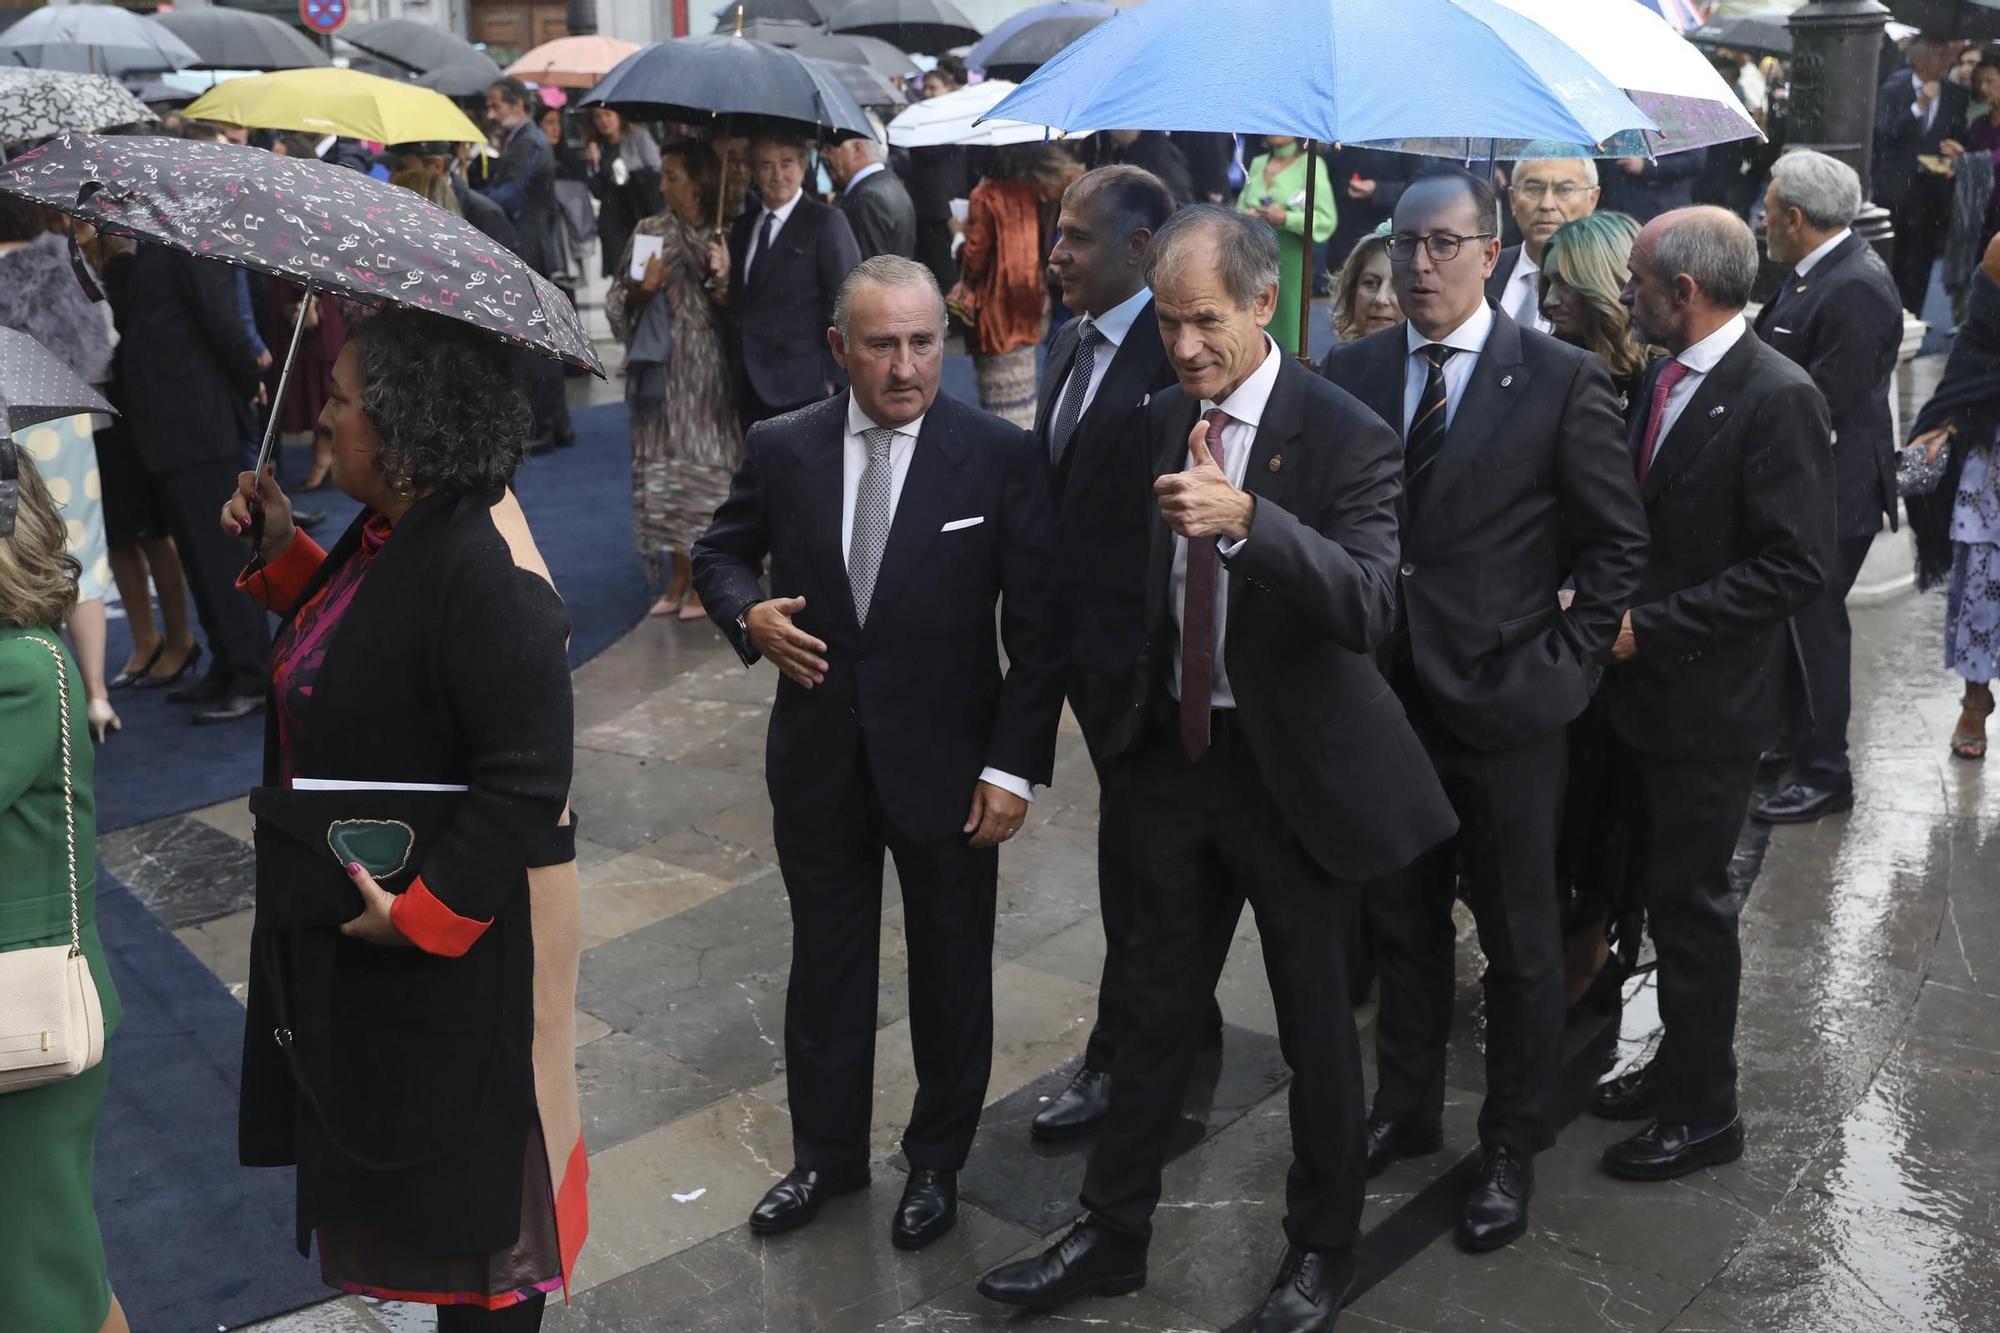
top-left (787, 30), bottom-right (920, 80)
top-left (971, 12), bottom-right (1109, 81)
top-left (418, 57), bottom-right (508, 99)
top-left (581, 34), bottom-right (878, 142)
top-left (712, 0), bottom-right (833, 27)
top-left (337, 19), bottom-right (496, 78)
top-left (1889, 0), bottom-right (2000, 38)
top-left (803, 54), bottom-right (905, 110)
top-left (826, 0), bottom-right (981, 53)
top-left (0, 326), bottom-right (113, 432)
top-left (1687, 12), bottom-right (1793, 57)
top-left (153, 9), bottom-right (329, 72)
top-left (728, 17), bottom-right (826, 44)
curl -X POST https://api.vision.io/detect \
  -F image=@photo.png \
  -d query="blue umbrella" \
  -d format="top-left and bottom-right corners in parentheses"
top-left (983, 0), bottom-right (1655, 158)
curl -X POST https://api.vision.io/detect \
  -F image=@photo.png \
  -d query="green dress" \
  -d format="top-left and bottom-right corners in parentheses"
top-left (1239, 150), bottom-right (1338, 356)
top-left (0, 625), bottom-right (123, 1333)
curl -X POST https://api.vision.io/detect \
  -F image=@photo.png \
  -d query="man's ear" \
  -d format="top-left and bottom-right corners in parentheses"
top-left (828, 326), bottom-right (848, 372)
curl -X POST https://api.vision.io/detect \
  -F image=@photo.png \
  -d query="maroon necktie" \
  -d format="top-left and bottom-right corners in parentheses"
top-left (1635, 359), bottom-right (1691, 487)
top-left (1180, 409), bottom-right (1232, 761)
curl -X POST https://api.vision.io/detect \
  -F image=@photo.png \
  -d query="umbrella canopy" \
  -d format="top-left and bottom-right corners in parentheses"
top-left (0, 133), bottom-right (600, 373)
top-left (0, 327), bottom-right (113, 432)
top-left (130, 81), bottom-right (196, 109)
top-left (0, 67), bottom-right (156, 144)
top-left (969, 9), bottom-right (1109, 80)
top-left (0, 5), bottom-right (197, 77)
top-left (582, 34), bottom-right (879, 141)
top-left (337, 19), bottom-right (495, 78)
top-left (417, 57), bottom-right (510, 99)
top-left (887, 77), bottom-right (1088, 146)
top-left (803, 54), bottom-right (905, 109)
top-left (780, 30), bottom-right (922, 79)
top-left (827, 0), bottom-right (982, 53)
top-left (1890, 1), bottom-right (2000, 38)
top-left (1687, 11), bottom-right (1793, 56)
top-left (726, 17), bottom-right (826, 43)
top-left (185, 68), bottom-right (488, 145)
top-left (983, 0), bottom-right (1654, 159)
top-left (712, 0), bottom-right (833, 26)
top-left (1635, 0), bottom-right (1713, 31)
top-left (506, 34), bottom-right (641, 89)
top-left (152, 9), bottom-right (330, 73)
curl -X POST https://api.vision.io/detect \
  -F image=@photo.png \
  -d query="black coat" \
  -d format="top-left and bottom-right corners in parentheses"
top-left (481, 120), bottom-right (559, 275)
top-left (727, 195), bottom-right (863, 409)
top-left (1120, 356), bottom-right (1458, 881)
top-left (1095, 131), bottom-right (1194, 207)
top-left (1034, 299), bottom-right (1178, 754)
top-left (691, 390), bottom-right (1066, 843)
top-left (1753, 232), bottom-right (1905, 538)
top-left (1598, 329), bottom-right (1835, 760)
top-left (113, 245), bottom-right (261, 474)
top-left (1321, 306), bottom-right (1651, 751)
top-left (839, 166), bottom-right (919, 260)
top-left (238, 490), bottom-right (575, 1259)
top-left (1177, 131), bottom-right (1238, 203)
top-left (1483, 242), bottom-right (1525, 311)
top-left (1325, 144), bottom-right (1413, 267)
top-left (1874, 72), bottom-right (1971, 208)
top-left (1597, 149), bottom-right (1708, 223)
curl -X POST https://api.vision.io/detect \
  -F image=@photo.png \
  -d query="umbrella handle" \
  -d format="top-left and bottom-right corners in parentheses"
top-left (245, 291), bottom-right (314, 573)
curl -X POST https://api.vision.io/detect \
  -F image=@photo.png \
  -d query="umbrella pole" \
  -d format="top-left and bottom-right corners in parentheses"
top-left (1298, 140), bottom-right (1317, 364)
top-left (244, 292), bottom-right (314, 569)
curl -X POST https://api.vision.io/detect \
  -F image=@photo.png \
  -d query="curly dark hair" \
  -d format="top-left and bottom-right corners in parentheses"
top-left (349, 308), bottom-right (531, 497)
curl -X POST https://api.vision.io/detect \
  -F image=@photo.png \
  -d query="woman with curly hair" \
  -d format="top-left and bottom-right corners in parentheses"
top-left (1537, 211), bottom-right (1656, 419)
top-left (218, 308), bottom-right (587, 1331)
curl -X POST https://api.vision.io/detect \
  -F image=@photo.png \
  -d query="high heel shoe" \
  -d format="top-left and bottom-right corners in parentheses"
top-left (108, 641), bottom-right (164, 690)
top-left (133, 640), bottom-right (202, 690)
top-left (87, 698), bottom-right (121, 743)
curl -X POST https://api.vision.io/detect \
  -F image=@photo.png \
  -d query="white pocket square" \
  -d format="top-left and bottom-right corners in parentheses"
top-left (941, 516), bottom-right (985, 532)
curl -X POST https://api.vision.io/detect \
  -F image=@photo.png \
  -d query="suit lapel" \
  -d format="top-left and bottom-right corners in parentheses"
top-left (1417, 307), bottom-right (1527, 515)
top-left (1226, 360), bottom-right (1304, 620)
top-left (801, 395), bottom-right (855, 630)
top-left (863, 395), bottom-right (969, 620)
top-left (1065, 317), bottom-right (1160, 496)
top-left (1345, 327), bottom-right (1408, 445)
top-left (1036, 319), bottom-right (1080, 440)
top-left (1642, 329), bottom-right (1761, 504)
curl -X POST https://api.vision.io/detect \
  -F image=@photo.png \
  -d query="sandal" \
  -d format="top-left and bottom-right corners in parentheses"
top-left (1951, 687), bottom-right (1994, 761)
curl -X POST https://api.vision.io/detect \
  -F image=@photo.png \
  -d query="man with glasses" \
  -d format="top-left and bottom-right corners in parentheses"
top-left (1321, 169), bottom-right (1648, 1253)
top-left (1486, 155), bottom-right (1602, 332)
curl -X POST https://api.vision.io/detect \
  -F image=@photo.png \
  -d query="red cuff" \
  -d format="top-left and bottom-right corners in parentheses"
top-left (237, 532), bottom-right (327, 612)
top-left (389, 876), bottom-right (492, 957)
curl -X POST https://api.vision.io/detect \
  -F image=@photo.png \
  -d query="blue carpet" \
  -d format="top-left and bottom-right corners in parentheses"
top-left (95, 400), bottom-right (648, 834)
top-left (93, 866), bottom-right (329, 1332)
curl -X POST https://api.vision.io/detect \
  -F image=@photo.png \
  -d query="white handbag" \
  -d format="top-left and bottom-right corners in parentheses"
top-left (0, 634), bottom-right (105, 1094)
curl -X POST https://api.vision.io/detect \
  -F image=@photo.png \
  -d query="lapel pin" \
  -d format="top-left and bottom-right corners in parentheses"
top-left (1709, 405), bottom-right (1726, 418)
top-left (1268, 454), bottom-right (1283, 473)
top-left (1500, 374), bottom-right (1514, 388)
top-left (1139, 393), bottom-right (1151, 407)
top-left (1795, 284), bottom-right (1808, 294)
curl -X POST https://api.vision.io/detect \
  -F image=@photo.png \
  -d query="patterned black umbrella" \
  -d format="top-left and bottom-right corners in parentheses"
top-left (0, 326), bottom-right (113, 432)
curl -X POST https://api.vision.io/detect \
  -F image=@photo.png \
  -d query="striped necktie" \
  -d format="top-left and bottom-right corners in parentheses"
top-left (1404, 343), bottom-right (1460, 490)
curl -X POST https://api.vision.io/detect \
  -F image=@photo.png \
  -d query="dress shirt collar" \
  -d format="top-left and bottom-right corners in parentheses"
top-left (1508, 244), bottom-right (1539, 291)
top-left (1673, 312), bottom-right (1749, 375)
top-left (846, 394), bottom-right (927, 441)
top-left (1793, 228), bottom-right (1853, 278)
top-left (1201, 334), bottom-right (1282, 430)
top-left (761, 189), bottom-right (805, 229)
top-left (843, 162), bottom-right (886, 195)
top-left (1405, 298), bottom-right (1496, 359)
top-left (1084, 285), bottom-right (1153, 349)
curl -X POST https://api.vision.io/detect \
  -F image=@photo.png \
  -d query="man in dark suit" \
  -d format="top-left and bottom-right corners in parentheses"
top-left (1597, 148), bottom-right (1708, 224)
top-left (1177, 131), bottom-right (1238, 204)
top-left (389, 142), bottom-right (520, 252)
top-left (1483, 155), bottom-right (1601, 333)
top-left (116, 245), bottom-right (269, 722)
top-left (726, 132), bottom-right (864, 429)
top-left (1024, 165), bottom-right (1195, 1144)
top-left (480, 78), bottom-right (573, 453)
top-left (1321, 170), bottom-right (1649, 1252)
top-left (1874, 34), bottom-right (1970, 312)
top-left (692, 255), bottom-right (1064, 1252)
top-left (978, 207), bottom-right (1457, 1333)
top-left (1752, 151), bottom-right (1905, 824)
top-left (1593, 207), bottom-right (1834, 1179)
top-left (827, 135), bottom-right (917, 261)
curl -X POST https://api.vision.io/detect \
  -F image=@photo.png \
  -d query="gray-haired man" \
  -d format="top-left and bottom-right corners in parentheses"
top-left (827, 131), bottom-right (917, 261)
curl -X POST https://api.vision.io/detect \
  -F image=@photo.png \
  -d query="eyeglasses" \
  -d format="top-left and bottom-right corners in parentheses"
top-left (1514, 181), bottom-right (1591, 203)
top-left (1385, 231), bottom-right (1497, 263)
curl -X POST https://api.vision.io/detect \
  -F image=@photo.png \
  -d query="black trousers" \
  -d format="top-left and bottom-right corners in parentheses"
top-left (1081, 714), bottom-right (1366, 1252)
top-left (1613, 737), bottom-right (1760, 1126)
top-left (1891, 179), bottom-right (1952, 314)
top-left (152, 458), bottom-right (269, 695)
top-left (1367, 678), bottom-right (1567, 1156)
top-left (1788, 534), bottom-right (1879, 790)
top-left (772, 750), bottom-right (998, 1172)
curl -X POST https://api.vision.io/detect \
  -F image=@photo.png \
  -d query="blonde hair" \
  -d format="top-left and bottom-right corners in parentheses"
top-left (0, 451), bottom-right (80, 629)
top-left (1332, 225), bottom-right (1398, 343)
top-left (1539, 211), bottom-right (1649, 381)
top-left (391, 168), bottom-right (461, 217)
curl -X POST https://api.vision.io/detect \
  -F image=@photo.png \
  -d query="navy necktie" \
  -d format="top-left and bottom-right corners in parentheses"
top-left (748, 210), bottom-right (777, 282)
top-left (1404, 343), bottom-right (1460, 490)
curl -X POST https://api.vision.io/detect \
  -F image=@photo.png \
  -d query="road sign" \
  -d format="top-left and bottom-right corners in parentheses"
top-left (299, 0), bottom-right (349, 36)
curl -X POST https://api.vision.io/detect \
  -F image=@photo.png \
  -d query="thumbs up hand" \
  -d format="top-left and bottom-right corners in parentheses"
top-left (1154, 415), bottom-right (1255, 542)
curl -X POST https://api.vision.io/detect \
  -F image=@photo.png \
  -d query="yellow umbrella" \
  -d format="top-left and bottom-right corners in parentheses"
top-left (183, 67), bottom-right (486, 145)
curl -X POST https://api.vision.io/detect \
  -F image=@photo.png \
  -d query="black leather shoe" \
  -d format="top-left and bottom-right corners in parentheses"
top-left (193, 693), bottom-right (265, 724)
top-left (1589, 1060), bottom-right (1658, 1121)
top-left (108, 642), bottom-right (164, 691)
top-left (1363, 1115), bottom-right (1443, 1179)
top-left (977, 1217), bottom-right (1147, 1311)
top-left (1249, 1246), bottom-right (1354, 1333)
top-left (748, 1164), bottom-right (868, 1235)
top-left (1752, 782), bottom-right (1854, 824)
top-left (1032, 1068), bottom-right (1112, 1141)
top-left (892, 1169), bottom-right (957, 1249)
top-left (1756, 747), bottom-right (1791, 777)
top-left (1603, 1117), bottom-right (1744, 1181)
top-left (1456, 1145), bottom-right (1533, 1252)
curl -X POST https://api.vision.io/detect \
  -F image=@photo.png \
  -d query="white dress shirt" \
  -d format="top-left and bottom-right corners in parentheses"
top-left (840, 397), bottom-right (1033, 803)
top-left (1056, 285), bottom-right (1153, 421)
top-left (1169, 335), bottom-right (1282, 709)
top-left (1650, 313), bottom-right (1749, 457)
top-left (745, 189), bottom-right (805, 281)
top-left (1911, 71), bottom-right (1939, 130)
top-left (1500, 246), bottom-right (1551, 333)
top-left (842, 161), bottom-right (886, 196)
top-left (1791, 228), bottom-right (1852, 279)
top-left (1401, 300), bottom-right (1496, 437)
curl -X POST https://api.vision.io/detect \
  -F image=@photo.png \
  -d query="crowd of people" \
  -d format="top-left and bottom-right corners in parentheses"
top-left (8, 21), bottom-right (2000, 1333)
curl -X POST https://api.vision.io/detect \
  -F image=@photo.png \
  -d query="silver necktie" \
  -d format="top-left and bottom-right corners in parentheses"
top-left (847, 427), bottom-right (895, 625)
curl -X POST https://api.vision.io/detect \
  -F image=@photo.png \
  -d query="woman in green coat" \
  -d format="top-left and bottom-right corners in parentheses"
top-left (1238, 136), bottom-right (1339, 356)
top-left (0, 452), bottom-right (126, 1333)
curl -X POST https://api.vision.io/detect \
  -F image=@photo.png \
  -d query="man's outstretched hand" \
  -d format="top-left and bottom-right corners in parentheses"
top-left (746, 596), bottom-right (829, 688)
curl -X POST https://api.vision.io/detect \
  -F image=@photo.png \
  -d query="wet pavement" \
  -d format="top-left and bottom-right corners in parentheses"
top-left (148, 358), bottom-right (2000, 1332)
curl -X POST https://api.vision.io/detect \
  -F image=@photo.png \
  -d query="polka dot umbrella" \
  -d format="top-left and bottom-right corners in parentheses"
top-left (0, 327), bottom-right (113, 540)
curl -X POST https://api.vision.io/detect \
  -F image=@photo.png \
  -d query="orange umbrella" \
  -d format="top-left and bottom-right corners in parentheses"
top-left (506, 34), bottom-right (640, 89)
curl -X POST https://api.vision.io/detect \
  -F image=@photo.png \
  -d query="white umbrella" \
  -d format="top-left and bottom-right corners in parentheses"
top-left (1492, 0), bottom-right (1762, 157)
top-left (887, 78), bottom-right (1092, 148)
